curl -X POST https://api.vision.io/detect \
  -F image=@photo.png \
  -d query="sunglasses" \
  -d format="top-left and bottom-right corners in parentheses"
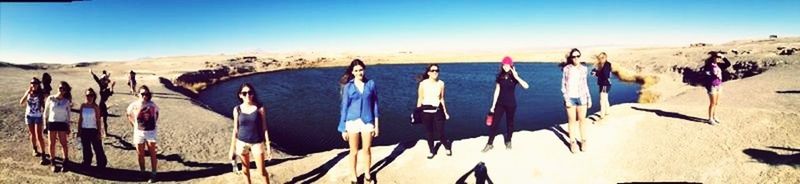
top-left (240, 91), bottom-right (253, 96)
top-left (139, 92), bottom-right (152, 96)
top-left (86, 93), bottom-right (96, 97)
top-left (353, 69), bottom-right (364, 72)
top-left (428, 69), bottom-right (440, 73)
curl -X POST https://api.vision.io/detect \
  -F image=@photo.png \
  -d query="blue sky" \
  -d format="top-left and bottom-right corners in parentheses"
top-left (1, 0), bottom-right (798, 63)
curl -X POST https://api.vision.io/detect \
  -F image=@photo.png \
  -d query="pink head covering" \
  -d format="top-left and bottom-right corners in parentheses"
top-left (501, 56), bottom-right (513, 66)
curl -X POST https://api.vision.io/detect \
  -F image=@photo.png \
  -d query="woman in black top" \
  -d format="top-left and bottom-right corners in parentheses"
top-left (592, 52), bottom-right (613, 118)
top-left (483, 56), bottom-right (529, 152)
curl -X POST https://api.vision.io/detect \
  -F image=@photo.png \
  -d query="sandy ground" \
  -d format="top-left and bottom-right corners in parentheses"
top-left (1, 38), bottom-right (798, 183)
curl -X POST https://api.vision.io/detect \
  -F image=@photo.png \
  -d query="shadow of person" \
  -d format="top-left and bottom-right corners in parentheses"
top-left (546, 125), bottom-right (570, 151)
top-left (455, 162), bottom-right (494, 184)
top-left (742, 146), bottom-right (800, 167)
top-left (368, 140), bottom-right (418, 182)
top-left (776, 90), bottom-right (800, 94)
top-left (630, 106), bottom-right (708, 124)
top-left (288, 151), bottom-right (349, 184)
top-left (104, 133), bottom-right (135, 150)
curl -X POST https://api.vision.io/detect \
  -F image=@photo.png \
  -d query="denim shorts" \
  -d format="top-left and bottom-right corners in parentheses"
top-left (25, 116), bottom-right (43, 125)
top-left (566, 97), bottom-right (587, 107)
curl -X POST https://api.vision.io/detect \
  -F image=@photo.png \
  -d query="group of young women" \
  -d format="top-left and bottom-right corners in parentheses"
top-left (19, 48), bottom-right (730, 184)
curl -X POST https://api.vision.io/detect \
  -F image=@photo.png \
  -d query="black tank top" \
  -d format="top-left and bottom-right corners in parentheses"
top-left (237, 106), bottom-right (265, 143)
top-left (497, 75), bottom-right (518, 106)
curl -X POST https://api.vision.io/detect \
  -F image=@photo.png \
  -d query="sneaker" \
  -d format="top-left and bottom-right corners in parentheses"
top-left (579, 140), bottom-right (588, 152)
top-left (505, 142), bottom-right (512, 150)
top-left (481, 144), bottom-right (493, 153)
top-left (148, 172), bottom-right (157, 183)
top-left (426, 153), bottom-right (434, 159)
top-left (446, 149), bottom-right (452, 156)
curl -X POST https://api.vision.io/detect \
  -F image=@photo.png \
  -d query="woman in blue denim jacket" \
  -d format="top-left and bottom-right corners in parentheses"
top-left (338, 59), bottom-right (379, 184)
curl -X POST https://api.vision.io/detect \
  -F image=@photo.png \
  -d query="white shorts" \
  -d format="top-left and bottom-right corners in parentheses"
top-left (345, 119), bottom-right (374, 133)
top-left (133, 130), bottom-right (157, 144)
top-left (236, 140), bottom-right (265, 156)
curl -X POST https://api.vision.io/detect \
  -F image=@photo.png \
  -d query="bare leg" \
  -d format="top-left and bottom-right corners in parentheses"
top-left (27, 124), bottom-right (38, 155)
top-left (600, 92), bottom-right (610, 117)
top-left (577, 105), bottom-right (589, 151)
top-left (566, 106), bottom-right (578, 153)
top-left (147, 142), bottom-right (158, 176)
top-left (35, 124), bottom-right (46, 158)
top-left (360, 130), bottom-right (374, 181)
top-left (347, 132), bottom-right (360, 182)
top-left (136, 143), bottom-right (146, 172)
top-left (240, 152), bottom-right (252, 184)
top-left (49, 131), bottom-right (57, 169)
top-left (255, 152), bottom-right (269, 184)
top-left (707, 94), bottom-right (714, 123)
top-left (57, 132), bottom-right (69, 163)
top-left (712, 94), bottom-right (720, 121)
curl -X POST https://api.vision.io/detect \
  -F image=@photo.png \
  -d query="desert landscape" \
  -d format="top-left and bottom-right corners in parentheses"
top-left (1, 37), bottom-right (799, 183)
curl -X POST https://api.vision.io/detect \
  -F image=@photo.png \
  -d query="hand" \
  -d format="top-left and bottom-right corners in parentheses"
top-left (371, 128), bottom-right (379, 137)
top-left (587, 101), bottom-right (593, 109)
top-left (445, 113), bottom-right (450, 120)
top-left (265, 151), bottom-right (273, 161)
top-left (564, 101), bottom-right (571, 107)
top-left (489, 107), bottom-right (495, 113)
top-left (341, 133), bottom-right (348, 141)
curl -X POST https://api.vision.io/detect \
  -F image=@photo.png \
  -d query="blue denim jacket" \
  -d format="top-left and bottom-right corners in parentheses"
top-left (338, 79), bottom-right (379, 133)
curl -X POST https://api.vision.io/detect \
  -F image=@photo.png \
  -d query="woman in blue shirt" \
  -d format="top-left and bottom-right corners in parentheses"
top-left (338, 59), bottom-right (379, 184)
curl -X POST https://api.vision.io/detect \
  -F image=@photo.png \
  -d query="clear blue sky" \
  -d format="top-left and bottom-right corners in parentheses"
top-left (1, 0), bottom-right (798, 63)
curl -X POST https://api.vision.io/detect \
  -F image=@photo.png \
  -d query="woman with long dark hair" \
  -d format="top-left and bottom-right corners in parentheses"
top-left (19, 78), bottom-right (47, 162)
top-left (483, 56), bottom-right (529, 152)
top-left (42, 73), bottom-right (52, 97)
top-left (703, 51), bottom-right (731, 124)
top-left (43, 81), bottom-right (72, 172)
top-left (561, 48), bottom-right (592, 153)
top-left (77, 88), bottom-right (107, 168)
top-left (417, 64), bottom-right (452, 159)
top-left (228, 83), bottom-right (273, 184)
top-left (338, 59), bottom-right (380, 184)
top-left (126, 85), bottom-right (159, 182)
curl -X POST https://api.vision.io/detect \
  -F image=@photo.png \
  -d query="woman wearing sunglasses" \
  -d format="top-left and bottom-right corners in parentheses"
top-left (561, 48), bottom-right (592, 153)
top-left (77, 88), bottom-right (107, 168)
top-left (43, 81), bottom-right (73, 172)
top-left (126, 85), bottom-right (160, 182)
top-left (228, 83), bottom-right (273, 184)
top-left (19, 78), bottom-right (47, 162)
top-left (338, 59), bottom-right (380, 184)
top-left (483, 56), bottom-right (530, 152)
top-left (417, 64), bottom-right (452, 159)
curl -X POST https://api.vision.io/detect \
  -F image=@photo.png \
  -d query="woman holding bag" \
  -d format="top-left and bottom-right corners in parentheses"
top-left (417, 64), bottom-right (452, 159)
top-left (482, 56), bottom-right (529, 152)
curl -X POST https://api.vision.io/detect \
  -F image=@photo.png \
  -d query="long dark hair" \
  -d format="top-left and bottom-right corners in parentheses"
top-left (417, 64), bottom-right (440, 82)
top-left (28, 77), bottom-right (45, 106)
top-left (138, 85), bottom-right (151, 102)
top-left (560, 48), bottom-right (582, 67)
top-left (58, 81), bottom-right (72, 101)
top-left (86, 88), bottom-right (97, 104)
top-left (236, 83), bottom-right (262, 107)
top-left (339, 59), bottom-right (368, 86)
top-left (42, 73), bottom-right (52, 92)
top-left (704, 52), bottom-right (721, 68)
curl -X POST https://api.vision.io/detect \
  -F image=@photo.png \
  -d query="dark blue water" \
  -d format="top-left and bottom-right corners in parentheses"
top-left (197, 63), bottom-right (639, 155)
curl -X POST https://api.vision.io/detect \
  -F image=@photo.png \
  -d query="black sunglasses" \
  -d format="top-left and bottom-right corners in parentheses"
top-left (428, 69), bottom-right (440, 73)
top-left (240, 91), bottom-right (253, 96)
top-left (139, 92), bottom-right (152, 96)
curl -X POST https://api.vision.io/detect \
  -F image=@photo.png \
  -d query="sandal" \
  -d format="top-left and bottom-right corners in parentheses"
top-left (569, 141), bottom-right (578, 153)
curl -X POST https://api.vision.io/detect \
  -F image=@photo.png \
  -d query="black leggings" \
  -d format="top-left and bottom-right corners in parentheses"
top-left (422, 112), bottom-right (450, 154)
top-left (99, 103), bottom-right (108, 133)
top-left (487, 103), bottom-right (516, 145)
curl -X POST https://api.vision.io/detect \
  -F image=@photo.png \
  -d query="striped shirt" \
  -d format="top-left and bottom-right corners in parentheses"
top-left (561, 64), bottom-right (591, 102)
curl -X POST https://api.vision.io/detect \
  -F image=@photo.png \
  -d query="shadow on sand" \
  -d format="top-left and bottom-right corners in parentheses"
top-left (631, 106), bottom-right (708, 124)
top-left (776, 90), bottom-right (800, 94)
top-left (288, 151), bottom-right (349, 184)
top-left (456, 162), bottom-right (493, 184)
top-left (743, 146), bottom-right (800, 167)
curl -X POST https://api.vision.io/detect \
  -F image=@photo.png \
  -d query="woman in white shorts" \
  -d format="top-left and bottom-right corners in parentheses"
top-left (126, 85), bottom-right (159, 183)
top-left (338, 59), bottom-right (380, 184)
top-left (228, 83), bottom-right (272, 184)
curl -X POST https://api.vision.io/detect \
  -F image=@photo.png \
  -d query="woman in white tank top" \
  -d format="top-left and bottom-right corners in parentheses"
top-left (78, 88), bottom-right (107, 167)
top-left (416, 64), bottom-right (452, 159)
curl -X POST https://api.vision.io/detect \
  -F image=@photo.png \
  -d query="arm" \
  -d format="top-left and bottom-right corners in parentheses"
top-left (66, 100), bottom-right (72, 133)
top-left (720, 58), bottom-right (732, 70)
top-left (490, 83), bottom-right (500, 113)
top-left (439, 81), bottom-right (450, 120)
top-left (584, 69), bottom-right (592, 108)
top-left (77, 105), bottom-right (83, 136)
top-left (43, 97), bottom-right (50, 126)
top-left (512, 69), bottom-right (530, 89)
top-left (95, 105), bottom-right (103, 138)
top-left (416, 82), bottom-right (424, 108)
top-left (229, 107), bottom-right (239, 159)
top-left (561, 67), bottom-right (570, 105)
top-left (338, 85), bottom-right (350, 140)
top-left (260, 107), bottom-right (272, 160)
top-left (126, 104), bottom-right (135, 127)
top-left (91, 70), bottom-right (102, 85)
top-left (371, 82), bottom-right (380, 137)
top-left (19, 89), bottom-right (30, 105)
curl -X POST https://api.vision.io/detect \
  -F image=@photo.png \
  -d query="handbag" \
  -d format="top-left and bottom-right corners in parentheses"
top-left (485, 112), bottom-right (494, 126)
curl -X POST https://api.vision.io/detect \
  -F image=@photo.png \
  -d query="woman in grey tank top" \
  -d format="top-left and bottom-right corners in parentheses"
top-left (228, 83), bottom-right (272, 184)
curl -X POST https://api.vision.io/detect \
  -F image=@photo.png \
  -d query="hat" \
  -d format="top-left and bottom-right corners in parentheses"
top-left (501, 56), bottom-right (514, 66)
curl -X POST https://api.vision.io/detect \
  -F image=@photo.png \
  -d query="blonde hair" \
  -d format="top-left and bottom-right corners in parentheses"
top-left (594, 52), bottom-right (608, 69)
